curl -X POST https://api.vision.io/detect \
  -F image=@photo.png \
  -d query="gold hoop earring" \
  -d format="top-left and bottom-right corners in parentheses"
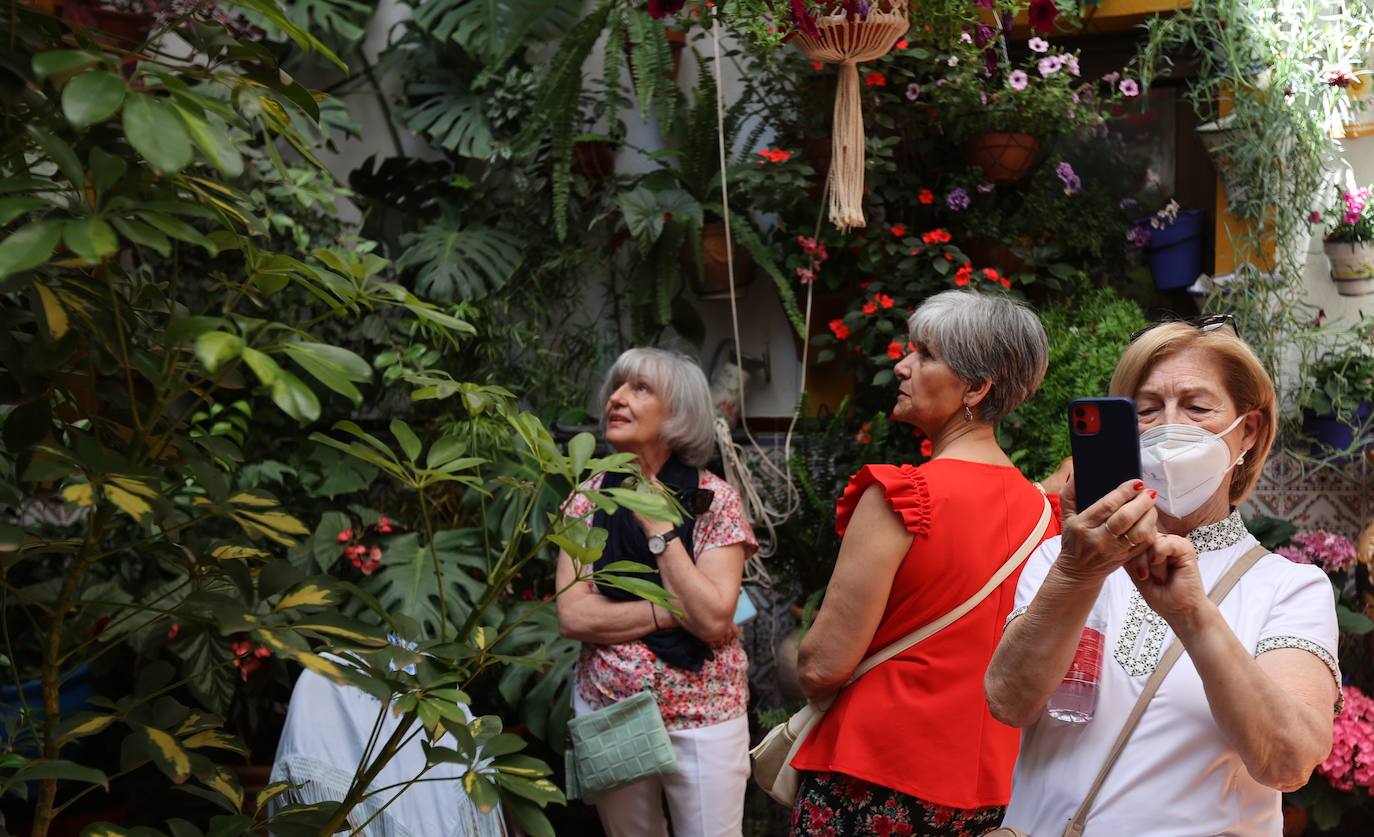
top-left (964, 404), bottom-right (973, 422)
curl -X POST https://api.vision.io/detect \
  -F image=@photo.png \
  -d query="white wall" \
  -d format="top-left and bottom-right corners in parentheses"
top-left (1305, 136), bottom-right (1374, 320)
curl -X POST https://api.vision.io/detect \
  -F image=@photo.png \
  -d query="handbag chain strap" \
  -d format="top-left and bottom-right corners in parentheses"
top-left (1061, 543), bottom-right (1270, 837)
top-left (844, 490), bottom-right (1053, 688)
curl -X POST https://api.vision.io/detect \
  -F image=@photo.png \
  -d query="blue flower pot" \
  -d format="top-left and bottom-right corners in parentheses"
top-left (1301, 401), bottom-right (1372, 458)
top-left (0, 666), bottom-right (93, 733)
top-left (1145, 209), bottom-right (1207, 290)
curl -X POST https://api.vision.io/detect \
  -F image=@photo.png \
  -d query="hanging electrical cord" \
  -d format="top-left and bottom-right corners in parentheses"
top-left (708, 7), bottom-right (828, 586)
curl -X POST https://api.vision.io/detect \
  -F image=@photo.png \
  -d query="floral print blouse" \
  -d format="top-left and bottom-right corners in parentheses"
top-left (563, 469), bottom-right (757, 731)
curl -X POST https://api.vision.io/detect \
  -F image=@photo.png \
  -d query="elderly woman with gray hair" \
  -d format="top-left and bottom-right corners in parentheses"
top-left (788, 291), bottom-right (1057, 836)
top-left (556, 347), bottom-right (757, 837)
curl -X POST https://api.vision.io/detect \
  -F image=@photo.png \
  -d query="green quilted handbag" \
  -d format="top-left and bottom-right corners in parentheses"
top-left (564, 690), bottom-right (678, 800)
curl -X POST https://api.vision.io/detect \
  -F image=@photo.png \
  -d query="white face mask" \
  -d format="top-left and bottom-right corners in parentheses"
top-left (1139, 414), bottom-right (1247, 518)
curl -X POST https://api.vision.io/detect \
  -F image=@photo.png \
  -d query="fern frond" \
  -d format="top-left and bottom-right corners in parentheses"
top-left (720, 208), bottom-right (805, 337)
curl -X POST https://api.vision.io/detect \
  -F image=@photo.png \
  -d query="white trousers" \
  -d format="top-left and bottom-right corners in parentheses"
top-left (573, 689), bottom-right (750, 837)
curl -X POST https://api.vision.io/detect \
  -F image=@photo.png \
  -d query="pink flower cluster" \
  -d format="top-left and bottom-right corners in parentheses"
top-left (1343, 188), bottom-right (1372, 226)
top-left (1277, 529), bottom-right (1358, 573)
top-left (1319, 685), bottom-right (1374, 791)
top-left (795, 235), bottom-right (829, 285)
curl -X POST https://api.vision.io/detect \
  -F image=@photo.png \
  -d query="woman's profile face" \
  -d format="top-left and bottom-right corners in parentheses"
top-left (891, 338), bottom-right (967, 430)
top-left (1134, 347), bottom-right (1254, 459)
top-left (604, 376), bottom-right (668, 453)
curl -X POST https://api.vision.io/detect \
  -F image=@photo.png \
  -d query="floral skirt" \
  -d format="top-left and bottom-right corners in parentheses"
top-left (789, 770), bottom-right (1006, 837)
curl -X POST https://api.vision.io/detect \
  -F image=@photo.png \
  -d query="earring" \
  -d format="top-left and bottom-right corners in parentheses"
top-left (964, 404), bottom-right (973, 422)
top-left (1236, 452), bottom-right (1246, 466)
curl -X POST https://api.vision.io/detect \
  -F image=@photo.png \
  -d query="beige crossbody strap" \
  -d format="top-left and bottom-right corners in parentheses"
top-left (845, 492), bottom-right (1052, 687)
top-left (1061, 543), bottom-right (1270, 837)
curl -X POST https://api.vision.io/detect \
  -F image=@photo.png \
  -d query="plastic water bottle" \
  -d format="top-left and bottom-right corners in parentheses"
top-left (1047, 617), bottom-right (1106, 724)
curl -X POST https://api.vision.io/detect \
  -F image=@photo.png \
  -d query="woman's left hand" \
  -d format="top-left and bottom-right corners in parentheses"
top-left (632, 511), bottom-right (675, 538)
top-left (1132, 534), bottom-right (1210, 625)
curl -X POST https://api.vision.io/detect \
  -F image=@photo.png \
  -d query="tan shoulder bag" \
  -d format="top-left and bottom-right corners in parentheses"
top-left (989, 543), bottom-right (1269, 837)
top-left (750, 492), bottom-right (1053, 807)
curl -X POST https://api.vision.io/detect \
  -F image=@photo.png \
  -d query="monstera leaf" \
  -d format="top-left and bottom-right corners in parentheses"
top-left (401, 83), bottom-right (498, 160)
top-left (362, 529), bottom-right (488, 638)
top-left (395, 216), bottom-right (523, 302)
top-left (496, 601), bottom-right (578, 749)
top-left (409, 0), bottom-right (580, 66)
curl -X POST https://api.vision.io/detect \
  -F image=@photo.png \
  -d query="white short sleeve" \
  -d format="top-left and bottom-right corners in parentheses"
top-left (1253, 560), bottom-right (1343, 714)
top-left (1006, 535), bottom-right (1064, 626)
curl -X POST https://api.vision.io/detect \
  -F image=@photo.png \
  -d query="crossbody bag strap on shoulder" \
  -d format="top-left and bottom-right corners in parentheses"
top-left (1060, 543), bottom-right (1270, 837)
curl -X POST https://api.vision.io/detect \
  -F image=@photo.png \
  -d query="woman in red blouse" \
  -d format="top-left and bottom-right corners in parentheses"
top-left (789, 290), bottom-right (1060, 836)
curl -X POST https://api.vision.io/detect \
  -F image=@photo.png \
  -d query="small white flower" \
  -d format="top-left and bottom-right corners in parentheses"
top-left (948, 56), bottom-right (959, 67)
top-left (960, 32), bottom-right (972, 43)
top-left (1028, 37), bottom-right (1050, 53)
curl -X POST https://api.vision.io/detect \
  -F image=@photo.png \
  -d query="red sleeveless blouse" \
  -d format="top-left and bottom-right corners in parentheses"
top-left (790, 460), bottom-right (1061, 809)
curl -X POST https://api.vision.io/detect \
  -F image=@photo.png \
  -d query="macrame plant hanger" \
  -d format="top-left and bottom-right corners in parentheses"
top-left (795, 2), bottom-right (909, 231)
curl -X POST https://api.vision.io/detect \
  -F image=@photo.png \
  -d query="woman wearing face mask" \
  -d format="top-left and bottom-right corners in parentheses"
top-left (986, 319), bottom-right (1340, 836)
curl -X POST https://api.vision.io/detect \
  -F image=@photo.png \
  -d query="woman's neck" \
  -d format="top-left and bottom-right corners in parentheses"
top-left (626, 444), bottom-right (672, 481)
top-left (928, 421), bottom-right (1013, 467)
top-left (1158, 490), bottom-right (1233, 537)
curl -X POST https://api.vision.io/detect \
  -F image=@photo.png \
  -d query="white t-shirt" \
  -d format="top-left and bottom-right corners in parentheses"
top-left (1002, 514), bottom-right (1341, 837)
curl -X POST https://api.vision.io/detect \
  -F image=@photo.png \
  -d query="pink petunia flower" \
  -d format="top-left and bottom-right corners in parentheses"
top-left (1008, 70), bottom-right (1029, 91)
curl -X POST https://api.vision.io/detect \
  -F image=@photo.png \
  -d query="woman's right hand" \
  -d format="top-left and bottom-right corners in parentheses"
top-left (1058, 478), bottom-right (1158, 584)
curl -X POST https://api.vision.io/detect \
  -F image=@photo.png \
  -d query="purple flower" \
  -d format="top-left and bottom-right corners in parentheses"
top-left (1028, 36), bottom-right (1049, 53)
top-left (906, 82), bottom-right (921, 101)
top-left (1310, 210), bottom-right (1323, 224)
top-left (1038, 55), bottom-right (1062, 76)
top-left (974, 0), bottom-right (994, 7)
top-left (1008, 70), bottom-right (1029, 91)
top-left (973, 24), bottom-right (996, 48)
top-left (1285, 530), bottom-right (1357, 573)
top-left (1062, 54), bottom-right (1080, 76)
top-left (1126, 225), bottom-right (1152, 247)
top-left (1119, 78), bottom-right (1140, 97)
top-left (1102, 71), bottom-right (1120, 85)
top-left (1276, 545), bottom-right (1309, 565)
top-left (946, 188), bottom-right (971, 211)
top-left (1056, 161), bottom-right (1081, 195)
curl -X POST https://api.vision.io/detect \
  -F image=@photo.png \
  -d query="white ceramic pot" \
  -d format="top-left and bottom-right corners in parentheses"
top-left (1324, 239), bottom-right (1374, 296)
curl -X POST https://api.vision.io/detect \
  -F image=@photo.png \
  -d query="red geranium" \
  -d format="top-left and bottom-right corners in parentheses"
top-left (918, 189), bottom-right (934, 205)
top-left (865, 71), bottom-right (887, 87)
top-left (955, 263), bottom-right (974, 287)
top-left (921, 228), bottom-right (951, 245)
top-left (889, 223), bottom-right (907, 237)
top-left (876, 293), bottom-right (895, 309)
top-left (862, 300), bottom-right (878, 315)
top-left (886, 341), bottom-right (905, 360)
top-left (757, 148), bottom-right (791, 164)
top-left (829, 319), bottom-right (850, 340)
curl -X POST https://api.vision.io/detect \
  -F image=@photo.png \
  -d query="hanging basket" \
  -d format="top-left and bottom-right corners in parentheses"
top-left (795, 4), bottom-right (909, 231)
top-left (962, 132), bottom-right (1040, 184)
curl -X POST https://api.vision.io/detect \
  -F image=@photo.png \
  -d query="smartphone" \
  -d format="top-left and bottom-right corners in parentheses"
top-left (1068, 397), bottom-right (1142, 510)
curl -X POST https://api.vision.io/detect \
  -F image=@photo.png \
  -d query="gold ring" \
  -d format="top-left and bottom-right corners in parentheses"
top-left (1118, 530), bottom-right (1136, 548)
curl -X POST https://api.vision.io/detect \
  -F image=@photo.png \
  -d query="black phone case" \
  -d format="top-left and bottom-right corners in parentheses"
top-left (1069, 397), bottom-right (1142, 510)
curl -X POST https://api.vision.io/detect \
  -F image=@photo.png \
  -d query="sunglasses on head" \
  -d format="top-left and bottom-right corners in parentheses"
top-left (1130, 314), bottom-right (1238, 344)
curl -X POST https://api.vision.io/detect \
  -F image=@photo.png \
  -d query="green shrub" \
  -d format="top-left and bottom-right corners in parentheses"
top-left (1004, 288), bottom-right (1149, 480)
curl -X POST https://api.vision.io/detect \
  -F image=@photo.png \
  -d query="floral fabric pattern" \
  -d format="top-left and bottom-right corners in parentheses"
top-left (564, 470), bottom-right (757, 731)
top-left (789, 771), bottom-right (1005, 837)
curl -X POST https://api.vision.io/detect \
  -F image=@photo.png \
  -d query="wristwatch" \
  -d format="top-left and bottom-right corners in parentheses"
top-left (646, 530), bottom-right (680, 556)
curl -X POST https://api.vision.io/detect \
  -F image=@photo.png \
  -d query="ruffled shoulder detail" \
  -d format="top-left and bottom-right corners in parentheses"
top-left (835, 464), bottom-right (931, 538)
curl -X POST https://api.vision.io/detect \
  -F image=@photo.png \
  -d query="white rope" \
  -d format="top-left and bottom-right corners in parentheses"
top-left (708, 9), bottom-right (818, 584)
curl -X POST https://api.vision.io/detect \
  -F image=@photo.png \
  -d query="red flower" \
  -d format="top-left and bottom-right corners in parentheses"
top-left (757, 148), bottom-right (791, 164)
top-left (855, 422), bottom-right (872, 444)
top-left (876, 293), bottom-right (895, 308)
top-left (895, 38), bottom-right (908, 49)
top-left (982, 267), bottom-right (1000, 282)
top-left (864, 71), bottom-right (887, 87)
top-left (887, 341), bottom-right (905, 360)
top-left (918, 189), bottom-right (934, 205)
top-left (1001, 277), bottom-right (1012, 288)
top-left (862, 300), bottom-right (878, 315)
top-left (943, 253), bottom-right (954, 261)
top-left (166, 623), bottom-right (180, 641)
top-left (921, 228), bottom-right (951, 245)
top-left (954, 265), bottom-right (973, 287)
top-left (829, 319), bottom-right (850, 340)
top-left (376, 515), bottom-right (393, 534)
top-left (811, 60), bottom-right (824, 71)
top-left (337, 527), bottom-right (353, 543)
top-left (920, 438), bottom-right (933, 457)
top-left (1028, 0), bottom-right (1059, 33)
top-left (889, 223), bottom-right (907, 237)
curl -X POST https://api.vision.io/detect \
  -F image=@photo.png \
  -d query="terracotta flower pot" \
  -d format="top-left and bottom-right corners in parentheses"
top-left (962, 132), bottom-right (1040, 184)
top-left (684, 221), bottom-right (755, 298)
top-left (1323, 239), bottom-right (1374, 296)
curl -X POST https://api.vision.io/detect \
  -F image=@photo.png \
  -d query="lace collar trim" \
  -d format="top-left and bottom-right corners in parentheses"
top-left (1186, 510), bottom-right (1249, 554)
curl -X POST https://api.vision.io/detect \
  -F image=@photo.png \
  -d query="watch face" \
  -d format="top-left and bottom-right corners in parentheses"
top-left (647, 534), bottom-right (666, 555)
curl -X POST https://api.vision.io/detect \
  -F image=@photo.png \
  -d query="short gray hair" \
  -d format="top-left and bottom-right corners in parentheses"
top-left (907, 290), bottom-right (1048, 423)
top-left (599, 348), bottom-right (716, 466)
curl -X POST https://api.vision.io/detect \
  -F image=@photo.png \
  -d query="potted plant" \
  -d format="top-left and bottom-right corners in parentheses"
top-left (925, 32), bottom-right (1134, 184)
top-left (1299, 350), bottom-right (1374, 457)
top-left (1127, 199), bottom-right (1209, 290)
top-left (1319, 183), bottom-right (1374, 296)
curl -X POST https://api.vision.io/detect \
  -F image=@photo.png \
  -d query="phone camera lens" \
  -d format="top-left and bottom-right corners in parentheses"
top-left (1075, 420), bottom-right (1087, 431)
top-left (1074, 407), bottom-right (1084, 417)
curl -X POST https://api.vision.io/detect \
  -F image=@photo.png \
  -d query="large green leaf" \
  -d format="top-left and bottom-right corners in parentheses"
top-left (62, 70), bottom-right (126, 129)
top-left (617, 185), bottom-right (701, 250)
top-left (401, 86), bottom-right (496, 159)
top-left (26, 125), bottom-right (85, 190)
top-left (174, 106), bottom-right (244, 178)
top-left (63, 217), bottom-right (119, 263)
top-left (362, 530), bottom-right (488, 638)
top-left (395, 218), bottom-right (523, 303)
top-left (32, 50), bottom-right (101, 80)
top-left (281, 342), bottom-right (371, 404)
top-left (495, 603), bottom-right (577, 748)
top-left (123, 94), bottom-right (193, 174)
top-left (0, 219), bottom-right (63, 280)
top-left (269, 368), bottom-right (322, 423)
